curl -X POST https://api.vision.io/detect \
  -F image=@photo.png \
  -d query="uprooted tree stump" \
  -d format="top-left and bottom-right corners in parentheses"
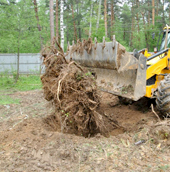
top-left (41, 38), bottom-right (119, 137)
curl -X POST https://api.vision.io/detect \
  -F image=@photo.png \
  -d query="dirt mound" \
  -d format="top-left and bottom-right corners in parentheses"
top-left (41, 39), bottom-right (118, 137)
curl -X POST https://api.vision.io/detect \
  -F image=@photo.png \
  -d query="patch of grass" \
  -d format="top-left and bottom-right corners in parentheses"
top-left (0, 95), bottom-right (20, 105)
top-left (158, 164), bottom-right (170, 171)
top-left (0, 75), bottom-right (42, 91)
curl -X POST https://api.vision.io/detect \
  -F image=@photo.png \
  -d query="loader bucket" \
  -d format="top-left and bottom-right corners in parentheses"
top-left (66, 37), bottom-right (147, 101)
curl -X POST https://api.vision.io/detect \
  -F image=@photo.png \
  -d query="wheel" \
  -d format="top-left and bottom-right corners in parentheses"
top-left (156, 74), bottom-right (170, 117)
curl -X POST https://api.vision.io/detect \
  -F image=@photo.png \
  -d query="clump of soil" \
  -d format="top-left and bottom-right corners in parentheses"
top-left (68, 38), bottom-right (93, 60)
top-left (41, 39), bottom-right (116, 137)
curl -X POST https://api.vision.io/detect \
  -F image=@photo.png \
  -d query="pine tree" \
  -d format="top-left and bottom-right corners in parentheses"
top-left (50, 0), bottom-right (54, 43)
top-left (56, 0), bottom-right (59, 41)
top-left (33, 0), bottom-right (43, 49)
top-left (60, 0), bottom-right (64, 50)
top-left (104, 0), bottom-right (108, 37)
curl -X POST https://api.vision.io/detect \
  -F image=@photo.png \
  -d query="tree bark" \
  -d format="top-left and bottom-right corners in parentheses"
top-left (16, 24), bottom-right (21, 83)
top-left (56, 0), bottom-right (59, 41)
top-left (152, 0), bottom-right (155, 25)
top-left (123, 28), bottom-right (125, 41)
top-left (136, 0), bottom-right (139, 33)
top-left (96, 0), bottom-right (102, 33)
top-left (141, 12), bottom-right (149, 49)
top-left (76, 0), bottom-right (81, 40)
top-left (111, 0), bottom-right (114, 37)
top-left (66, 15), bottom-right (69, 44)
top-left (104, 0), bottom-right (108, 37)
top-left (162, 0), bottom-right (165, 24)
top-left (156, 0), bottom-right (158, 16)
top-left (60, 0), bottom-right (64, 50)
top-left (89, 3), bottom-right (93, 37)
top-left (71, 3), bottom-right (77, 41)
top-left (129, 2), bottom-right (134, 47)
top-left (78, 19), bottom-right (81, 40)
top-left (16, 43), bottom-right (20, 83)
top-left (33, 0), bottom-right (43, 49)
top-left (148, 0), bottom-right (150, 25)
top-left (169, 4), bottom-right (170, 26)
top-left (50, 0), bottom-right (54, 43)
top-left (33, 0), bottom-right (41, 32)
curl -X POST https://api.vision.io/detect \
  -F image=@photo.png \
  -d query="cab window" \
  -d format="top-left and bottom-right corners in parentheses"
top-left (159, 32), bottom-right (170, 51)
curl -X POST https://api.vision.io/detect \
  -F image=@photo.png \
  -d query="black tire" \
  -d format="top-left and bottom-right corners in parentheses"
top-left (156, 74), bottom-right (170, 117)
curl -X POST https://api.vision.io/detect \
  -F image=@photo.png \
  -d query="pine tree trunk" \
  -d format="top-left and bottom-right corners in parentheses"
top-left (136, 0), bottom-right (139, 33)
top-left (16, 22), bottom-right (21, 83)
top-left (129, 2), bottom-right (134, 47)
top-left (50, 0), bottom-right (54, 43)
top-left (33, 0), bottom-right (43, 49)
top-left (66, 15), bottom-right (69, 44)
top-left (78, 20), bottom-right (81, 41)
top-left (89, 3), bottom-right (93, 37)
top-left (111, 0), bottom-right (114, 37)
top-left (16, 44), bottom-right (20, 83)
top-left (71, 4), bottom-right (77, 41)
top-left (56, 0), bottom-right (59, 41)
top-left (33, 0), bottom-right (41, 31)
top-left (123, 28), bottom-right (125, 41)
top-left (96, 0), bottom-right (102, 33)
top-left (76, 0), bottom-right (81, 40)
top-left (148, 0), bottom-right (150, 25)
top-left (169, 4), bottom-right (170, 26)
top-left (162, 0), bottom-right (165, 24)
top-left (60, 0), bottom-right (64, 50)
top-left (152, 0), bottom-right (155, 25)
top-left (156, 0), bottom-right (158, 16)
top-left (142, 12), bottom-right (149, 49)
top-left (104, 0), bottom-right (108, 37)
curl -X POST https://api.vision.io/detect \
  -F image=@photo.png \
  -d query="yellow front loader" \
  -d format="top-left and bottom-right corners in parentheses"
top-left (66, 26), bottom-right (170, 116)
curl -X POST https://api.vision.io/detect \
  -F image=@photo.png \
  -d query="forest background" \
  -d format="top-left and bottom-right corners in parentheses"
top-left (0, 0), bottom-right (170, 53)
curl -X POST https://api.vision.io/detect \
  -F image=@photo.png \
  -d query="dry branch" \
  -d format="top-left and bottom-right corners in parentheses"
top-left (151, 104), bottom-right (161, 122)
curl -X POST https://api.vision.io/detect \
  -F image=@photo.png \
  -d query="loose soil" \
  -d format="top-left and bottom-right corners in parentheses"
top-left (0, 89), bottom-right (170, 171)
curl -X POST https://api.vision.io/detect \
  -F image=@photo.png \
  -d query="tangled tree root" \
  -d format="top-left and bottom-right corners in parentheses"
top-left (68, 37), bottom-right (93, 60)
top-left (41, 38), bottom-right (115, 137)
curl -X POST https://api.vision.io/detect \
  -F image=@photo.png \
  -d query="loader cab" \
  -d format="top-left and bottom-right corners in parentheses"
top-left (158, 27), bottom-right (170, 51)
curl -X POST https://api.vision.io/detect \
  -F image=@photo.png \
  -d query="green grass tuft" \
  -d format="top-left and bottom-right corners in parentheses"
top-left (0, 75), bottom-right (42, 105)
top-left (0, 95), bottom-right (20, 105)
top-left (0, 75), bottom-right (42, 91)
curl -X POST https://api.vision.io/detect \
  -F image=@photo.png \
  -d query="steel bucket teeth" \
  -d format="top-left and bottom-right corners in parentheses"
top-left (66, 37), bottom-right (146, 101)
